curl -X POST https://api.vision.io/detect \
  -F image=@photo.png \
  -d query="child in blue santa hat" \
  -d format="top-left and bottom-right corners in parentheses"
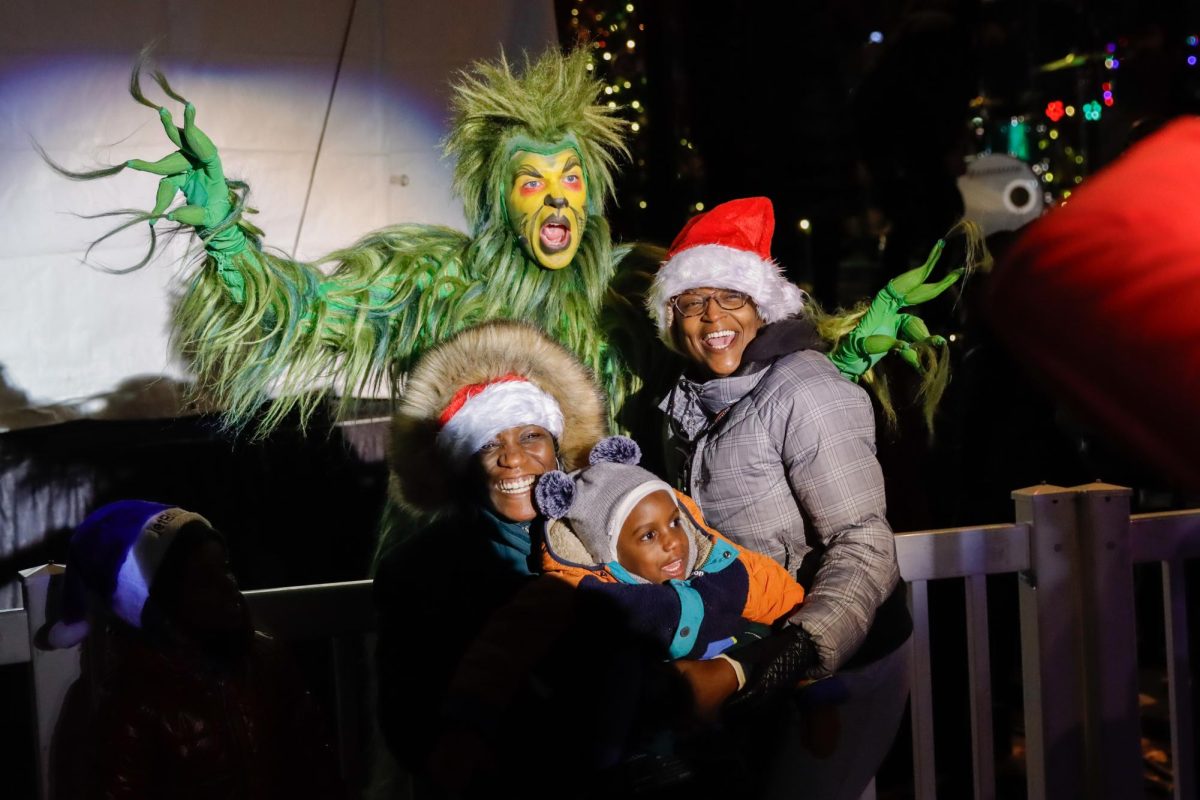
top-left (49, 500), bottom-right (343, 800)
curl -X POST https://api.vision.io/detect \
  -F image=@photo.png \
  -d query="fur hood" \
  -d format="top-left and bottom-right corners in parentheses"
top-left (389, 320), bottom-right (608, 516)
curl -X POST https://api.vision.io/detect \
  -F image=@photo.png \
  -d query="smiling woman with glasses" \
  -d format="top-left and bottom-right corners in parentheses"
top-left (670, 289), bottom-right (751, 318)
top-left (646, 197), bottom-right (913, 800)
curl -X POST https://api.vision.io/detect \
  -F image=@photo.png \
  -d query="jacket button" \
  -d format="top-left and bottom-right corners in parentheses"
top-left (723, 551), bottom-right (731, 559)
top-left (680, 627), bottom-right (691, 637)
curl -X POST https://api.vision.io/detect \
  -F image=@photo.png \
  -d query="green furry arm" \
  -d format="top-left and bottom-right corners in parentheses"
top-left (176, 223), bottom-right (474, 434)
top-left (104, 84), bottom-right (481, 433)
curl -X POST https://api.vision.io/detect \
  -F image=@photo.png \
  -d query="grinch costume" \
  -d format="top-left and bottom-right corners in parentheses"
top-left (49, 47), bottom-right (975, 447)
top-left (52, 48), bottom-right (651, 435)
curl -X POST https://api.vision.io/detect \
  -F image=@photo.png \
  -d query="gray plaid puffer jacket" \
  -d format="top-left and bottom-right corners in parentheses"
top-left (661, 347), bottom-right (900, 675)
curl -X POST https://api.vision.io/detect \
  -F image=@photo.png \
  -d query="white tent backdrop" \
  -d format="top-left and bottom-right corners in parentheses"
top-left (0, 0), bottom-right (556, 430)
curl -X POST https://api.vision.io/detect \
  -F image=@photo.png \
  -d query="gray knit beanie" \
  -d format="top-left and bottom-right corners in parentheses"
top-left (535, 436), bottom-right (676, 564)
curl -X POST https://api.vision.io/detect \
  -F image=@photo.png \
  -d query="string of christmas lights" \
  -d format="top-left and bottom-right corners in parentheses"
top-left (990, 33), bottom-right (1200, 207)
top-left (567, 0), bottom-right (656, 213)
top-left (567, 0), bottom-right (709, 221)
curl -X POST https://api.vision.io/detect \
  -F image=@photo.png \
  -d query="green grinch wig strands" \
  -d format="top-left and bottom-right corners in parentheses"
top-left (445, 47), bottom-right (629, 232)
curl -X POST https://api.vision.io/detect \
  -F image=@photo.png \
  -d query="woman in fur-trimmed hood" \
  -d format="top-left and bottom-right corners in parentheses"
top-left (375, 320), bottom-right (613, 783)
top-left (387, 319), bottom-right (606, 520)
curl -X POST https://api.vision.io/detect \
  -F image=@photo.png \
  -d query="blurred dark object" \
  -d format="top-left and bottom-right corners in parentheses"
top-left (852, 9), bottom-right (978, 274)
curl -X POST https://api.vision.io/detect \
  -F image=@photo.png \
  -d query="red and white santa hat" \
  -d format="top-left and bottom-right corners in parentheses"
top-left (647, 196), bottom-right (808, 344)
top-left (435, 374), bottom-right (564, 465)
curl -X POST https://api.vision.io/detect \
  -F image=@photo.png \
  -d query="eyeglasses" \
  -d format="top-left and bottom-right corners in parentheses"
top-left (670, 290), bottom-right (751, 318)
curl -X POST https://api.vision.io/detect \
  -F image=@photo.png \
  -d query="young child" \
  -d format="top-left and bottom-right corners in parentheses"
top-left (534, 435), bottom-right (807, 669)
top-left (47, 500), bottom-right (343, 800)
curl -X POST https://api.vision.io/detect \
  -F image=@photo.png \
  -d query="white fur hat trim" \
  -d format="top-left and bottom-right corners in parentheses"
top-left (437, 380), bottom-right (564, 465)
top-left (647, 244), bottom-right (808, 341)
top-left (110, 508), bottom-right (207, 630)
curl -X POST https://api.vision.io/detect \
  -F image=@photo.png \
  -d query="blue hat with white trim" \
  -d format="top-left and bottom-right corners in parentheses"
top-left (47, 500), bottom-right (211, 649)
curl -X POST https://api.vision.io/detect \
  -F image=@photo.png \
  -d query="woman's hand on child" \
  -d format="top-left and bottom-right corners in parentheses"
top-left (723, 626), bottom-right (819, 716)
top-left (673, 658), bottom-right (739, 722)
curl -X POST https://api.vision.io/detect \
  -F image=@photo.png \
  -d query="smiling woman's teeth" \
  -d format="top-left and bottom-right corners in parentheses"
top-left (703, 330), bottom-right (736, 350)
top-left (497, 475), bottom-right (536, 494)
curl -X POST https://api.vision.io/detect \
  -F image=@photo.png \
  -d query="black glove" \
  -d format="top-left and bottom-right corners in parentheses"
top-left (723, 626), bottom-right (819, 716)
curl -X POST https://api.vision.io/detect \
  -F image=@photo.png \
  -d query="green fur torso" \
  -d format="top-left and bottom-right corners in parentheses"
top-left (175, 216), bottom-right (639, 432)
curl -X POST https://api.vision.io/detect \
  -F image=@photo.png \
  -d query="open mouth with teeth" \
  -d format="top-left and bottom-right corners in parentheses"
top-left (659, 558), bottom-right (685, 579)
top-left (496, 475), bottom-right (537, 495)
top-left (538, 214), bottom-right (572, 254)
top-left (703, 329), bottom-right (737, 351)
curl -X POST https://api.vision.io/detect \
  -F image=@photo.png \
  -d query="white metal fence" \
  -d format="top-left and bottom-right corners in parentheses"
top-left (4, 482), bottom-right (1199, 799)
top-left (895, 482), bottom-right (1200, 800)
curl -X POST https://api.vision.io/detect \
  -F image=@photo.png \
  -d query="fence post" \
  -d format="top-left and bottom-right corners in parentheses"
top-left (1073, 483), bottom-right (1143, 800)
top-left (1163, 556), bottom-right (1196, 800)
top-left (907, 580), bottom-right (937, 798)
top-left (1012, 485), bottom-right (1086, 800)
top-left (19, 564), bottom-right (82, 800)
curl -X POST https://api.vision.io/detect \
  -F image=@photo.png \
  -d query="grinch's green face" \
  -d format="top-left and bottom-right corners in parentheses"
top-left (505, 148), bottom-right (588, 270)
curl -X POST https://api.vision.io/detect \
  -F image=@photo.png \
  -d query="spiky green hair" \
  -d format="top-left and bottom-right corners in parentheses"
top-left (445, 47), bottom-right (629, 234)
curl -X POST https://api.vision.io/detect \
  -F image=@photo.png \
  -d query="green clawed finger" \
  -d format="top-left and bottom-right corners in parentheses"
top-left (127, 151), bottom-right (190, 176)
top-left (897, 346), bottom-right (921, 370)
top-left (150, 174), bottom-right (188, 222)
top-left (920, 238), bottom-right (946, 270)
top-left (889, 240), bottom-right (945, 295)
top-left (903, 268), bottom-right (963, 306)
top-left (182, 103), bottom-right (219, 163)
top-left (899, 315), bottom-right (949, 348)
top-left (898, 313), bottom-right (931, 342)
top-left (166, 205), bottom-right (208, 226)
top-left (158, 107), bottom-right (183, 148)
top-left (863, 335), bottom-right (921, 370)
top-left (863, 334), bottom-right (901, 355)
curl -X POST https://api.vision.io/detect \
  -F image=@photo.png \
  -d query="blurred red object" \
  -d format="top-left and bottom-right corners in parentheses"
top-left (990, 117), bottom-right (1200, 490)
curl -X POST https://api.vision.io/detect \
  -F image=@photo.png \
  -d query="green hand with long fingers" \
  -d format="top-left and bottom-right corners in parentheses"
top-left (128, 103), bottom-right (230, 227)
top-left (829, 239), bottom-right (963, 380)
top-left (126, 102), bottom-right (248, 298)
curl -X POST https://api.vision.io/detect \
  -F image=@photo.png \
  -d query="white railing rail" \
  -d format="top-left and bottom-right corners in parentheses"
top-left (895, 521), bottom-right (1030, 799)
top-left (1131, 510), bottom-right (1200, 800)
top-left (9, 484), bottom-right (1200, 799)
